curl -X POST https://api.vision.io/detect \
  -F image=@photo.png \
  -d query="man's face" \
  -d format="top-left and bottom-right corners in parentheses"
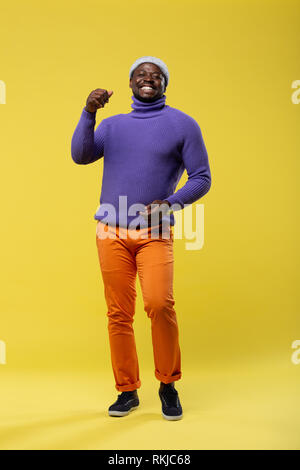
top-left (129, 62), bottom-right (166, 102)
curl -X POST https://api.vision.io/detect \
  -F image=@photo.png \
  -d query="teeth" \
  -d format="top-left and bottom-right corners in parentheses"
top-left (141, 86), bottom-right (154, 91)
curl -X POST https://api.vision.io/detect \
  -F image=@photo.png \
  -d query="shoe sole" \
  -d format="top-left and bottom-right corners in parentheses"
top-left (162, 411), bottom-right (183, 421)
top-left (108, 405), bottom-right (139, 417)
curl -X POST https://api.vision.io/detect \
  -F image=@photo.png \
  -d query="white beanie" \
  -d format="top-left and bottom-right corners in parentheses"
top-left (129, 56), bottom-right (169, 87)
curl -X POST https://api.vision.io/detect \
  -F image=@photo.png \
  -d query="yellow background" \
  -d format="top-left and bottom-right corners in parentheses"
top-left (0, 0), bottom-right (299, 450)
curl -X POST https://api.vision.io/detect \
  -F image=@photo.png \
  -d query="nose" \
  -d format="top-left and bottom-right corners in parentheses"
top-left (142, 73), bottom-right (154, 81)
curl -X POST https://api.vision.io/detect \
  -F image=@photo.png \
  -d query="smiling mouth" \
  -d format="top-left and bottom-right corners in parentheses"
top-left (139, 86), bottom-right (156, 92)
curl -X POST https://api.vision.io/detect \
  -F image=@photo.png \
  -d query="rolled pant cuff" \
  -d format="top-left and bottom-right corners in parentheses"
top-left (116, 379), bottom-right (141, 392)
top-left (155, 371), bottom-right (182, 383)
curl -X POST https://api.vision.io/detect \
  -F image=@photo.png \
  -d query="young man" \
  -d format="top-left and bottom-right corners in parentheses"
top-left (71, 56), bottom-right (212, 421)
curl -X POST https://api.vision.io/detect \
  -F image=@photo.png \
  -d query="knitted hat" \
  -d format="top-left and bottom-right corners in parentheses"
top-left (129, 56), bottom-right (169, 87)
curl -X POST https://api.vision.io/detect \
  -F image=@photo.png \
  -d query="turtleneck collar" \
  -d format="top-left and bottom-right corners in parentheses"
top-left (129, 94), bottom-right (167, 118)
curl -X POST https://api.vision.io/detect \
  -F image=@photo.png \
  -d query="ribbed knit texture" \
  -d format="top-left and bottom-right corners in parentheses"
top-left (71, 94), bottom-right (211, 228)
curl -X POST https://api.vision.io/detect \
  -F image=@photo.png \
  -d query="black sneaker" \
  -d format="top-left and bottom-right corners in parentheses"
top-left (108, 390), bottom-right (139, 417)
top-left (159, 382), bottom-right (183, 421)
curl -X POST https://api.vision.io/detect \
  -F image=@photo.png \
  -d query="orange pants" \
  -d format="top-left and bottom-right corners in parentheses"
top-left (96, 220), bottom-right (182, 392)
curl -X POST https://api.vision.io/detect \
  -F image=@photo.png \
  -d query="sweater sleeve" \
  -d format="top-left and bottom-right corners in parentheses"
top-left (165, 114), bottom-right (211, 210)
top-left (71, 108), bottom-right (107, 165)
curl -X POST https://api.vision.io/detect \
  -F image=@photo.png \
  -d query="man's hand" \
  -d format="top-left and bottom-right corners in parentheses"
top-left (139, 200), bottom-right (172, 224)
top-left (85, 89), bottom-right (114, 113)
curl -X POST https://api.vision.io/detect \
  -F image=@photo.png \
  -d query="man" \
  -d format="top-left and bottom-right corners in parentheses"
top-left (71, 56), bottom-right (212, 421)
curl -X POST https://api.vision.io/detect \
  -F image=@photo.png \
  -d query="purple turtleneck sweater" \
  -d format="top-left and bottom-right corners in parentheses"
top-left (71, 94), bottom-right (211, 228)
